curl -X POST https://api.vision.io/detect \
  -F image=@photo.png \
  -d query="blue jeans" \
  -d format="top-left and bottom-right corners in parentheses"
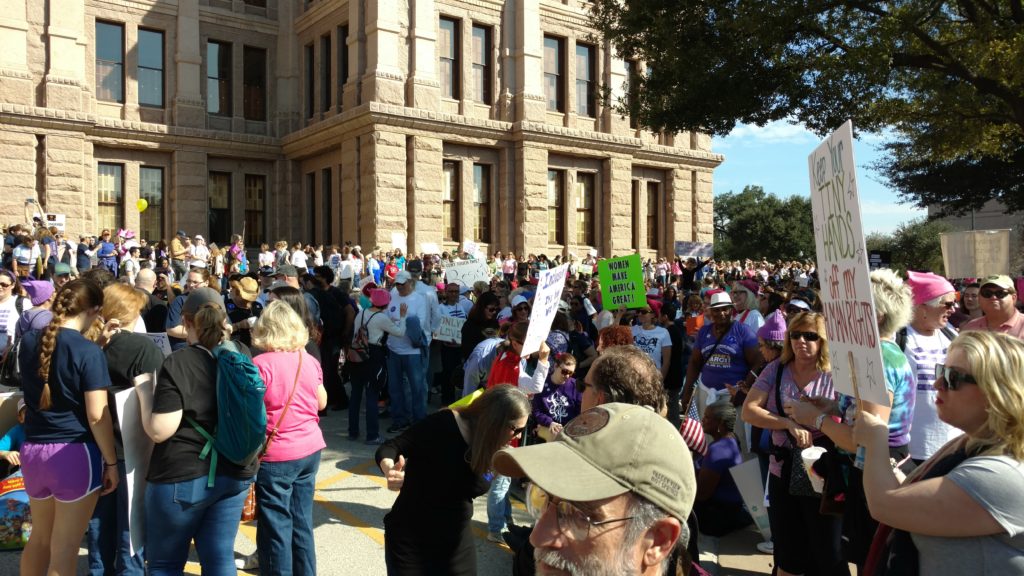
top-left (350, 348), bottom-right (386, 439)
top-left (486, 474), bottom-right (512, 534)
top-left (87, 459), bottom-right (145, 575)
top-left (387, 352), bottom-right (426, 427)
top-left (144, 474), bottom-right (251, 576)
top-left (257, 451), bottom-right (321, 576)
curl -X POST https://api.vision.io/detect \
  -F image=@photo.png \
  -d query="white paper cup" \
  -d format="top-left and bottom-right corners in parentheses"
top-left (801, 446), bottom-right (827, 493)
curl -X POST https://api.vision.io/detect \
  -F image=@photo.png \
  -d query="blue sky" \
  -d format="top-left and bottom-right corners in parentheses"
top-left (711, 120), bottom-right (926, 235)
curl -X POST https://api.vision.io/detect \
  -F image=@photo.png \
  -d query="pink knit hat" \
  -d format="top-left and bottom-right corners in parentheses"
top-left (757, 310), bottom-right (787, 342)
top-left (370, 289), bottom-right (391, 308)
top-left (905, 271), bottom-right (954, 306)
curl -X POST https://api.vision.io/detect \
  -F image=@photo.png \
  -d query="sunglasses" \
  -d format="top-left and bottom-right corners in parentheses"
top-left (935, 363), bottom-right (976, 391)
top-left (0, 282), bottom-right (12, 289)
top-left (509, 424), bottom-right (527, 436)
top-left (785, 305), bottom-right (809, 315)
top-left (979, 288), bottom-right (1012, 299)
top-left (928, 300), bottom-right (957, 310)
top-left (560, 368), bottom-right (575, 377)
top-left (788, 331), bottom-right (820, 342)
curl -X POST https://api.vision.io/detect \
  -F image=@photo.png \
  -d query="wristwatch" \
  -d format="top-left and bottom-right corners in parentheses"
top-left (814, 413), bottom-right (827, 430)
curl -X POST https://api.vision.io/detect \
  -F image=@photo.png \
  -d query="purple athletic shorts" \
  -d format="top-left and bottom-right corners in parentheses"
top-left (20, 441), bottom-right (103, 502)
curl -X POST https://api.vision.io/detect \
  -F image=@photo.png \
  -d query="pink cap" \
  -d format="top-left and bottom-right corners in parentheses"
top-left (905, 271), bottom-right (954, 306)
top-left (757, 310), bottom-right (787, 342)
top-left (370, 289), bottom-right (391, 308)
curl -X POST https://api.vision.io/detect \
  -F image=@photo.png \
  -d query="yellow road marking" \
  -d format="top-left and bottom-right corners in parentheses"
top-left (314, 494), bottom-right (386, 545)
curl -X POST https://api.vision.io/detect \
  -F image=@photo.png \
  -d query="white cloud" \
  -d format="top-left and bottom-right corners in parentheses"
top-left (718, 120), bottom-right (817, 146)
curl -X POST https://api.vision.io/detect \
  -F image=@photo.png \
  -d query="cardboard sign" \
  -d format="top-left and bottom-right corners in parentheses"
top-left (521, 263), bottom-right (570, 356)
top-left (598, 254), bottom-right (646, 309)
top-left (674, 241), bottom-right (714, 259)
top-left (421, 242), bottom-right (440, 255)
top-left (434, 315), bottom-right (465, 344)
top-left (445, 259), bottom-right (491, 287)
top-left (730, 458), bottom-right (772, 543)
top-left (808, 121), bottom-right (888, 406)
top-left (940, 229), bottom-right (1011, 278)
top-left (145, 333), bottom-right (172, 357)
top-left (45, 213), bottom-right (66, 233)
top-left (114, 374), bottom-right (157, 556)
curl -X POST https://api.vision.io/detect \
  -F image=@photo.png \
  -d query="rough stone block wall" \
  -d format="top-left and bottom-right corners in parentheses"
top-left (407, 134), bottom-right (443, 252)
top-left (695, 170), bottom-right (714, 241)
top-left (515, 143), bottom-right (548, 256)
top-left (172, 150), bottom-right (208, 238)
top-left (44, 133), bottom-right (88, 232)
top-left (0, 130), bottom-right (38, 223)
top-left (362, 130), bottom-right (408, 249)
top-left (605, 156), bottom-right (633, 256)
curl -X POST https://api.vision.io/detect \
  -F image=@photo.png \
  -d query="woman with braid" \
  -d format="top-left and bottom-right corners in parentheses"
top-left (17, 279), bottom-right (120, 575)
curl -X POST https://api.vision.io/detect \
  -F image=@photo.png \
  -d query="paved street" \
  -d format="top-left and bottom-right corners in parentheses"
top-left (0, 395), bottom-right (775, 575)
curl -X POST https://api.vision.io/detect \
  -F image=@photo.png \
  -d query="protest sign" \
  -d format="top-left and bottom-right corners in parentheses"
top-left (421, 242), bottom-right (440, 255)
top-left (598, 254), bottom-right (646, 309)
top-left (867, 250), bottom-right (891, 270)
top-left (114, 374), bottom-right (156, 556)
top-left (520, 263), bottom-right (570, 356)
top-left (434, 315), bottom-right (465, 344)
top-left (808, 121), bottom-right (888, 406)
top-left (462, 240), bottom-right (480, 256)
top-left (445, 259), bottom-right (491, 287)
top-left (730, 458), bottom-right (772, 543)
top-left (673, 241), bottom-right (714, 259)
top-left (940, 229), bottom-right (1011, 278)
top-left (146, 333), bottom-right (172, 357)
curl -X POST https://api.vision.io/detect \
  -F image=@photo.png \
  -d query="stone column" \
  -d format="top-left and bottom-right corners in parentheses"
top-left (44, 1), bottom-right (85, 111)
top-left (408, 135), bottom-right (443, 252)
top-left (603, 156), bottom-right (632, 256)
top-left (274, 0), bottom-right (300, 135)
top-left (171, 150), bottom-right (208, 237)
top-left (694, 170), bottom-right (714, 241)
top-left (360, 130), bottom-right (408, 249)
top-left (0, 1), bottom-right (33, 105)
top-left (0, 131), bottom-right (39, 220)
top-left (340, 136), bottom-right (360, 242)
top-left (124, 164), bottom-right (141, 234)
top-left (362, 0), bottom-right (405, 106)
top-left (174, 0), bottom-right (205, 128)
top-left (515, 142), bottom-right (548, 256)
top-left (342, 0), bottom-right (363, 110)
top-left (514, 0), bottom-right (546, 122)
top-left (668, 167), bottom-right (694, 245)
top-left (44, 133), bottom-right (88, 234)
top-left (406, 0), bottom-right (440, 111)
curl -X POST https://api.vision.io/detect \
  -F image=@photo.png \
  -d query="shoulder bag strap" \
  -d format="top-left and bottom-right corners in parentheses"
top-left (261, 351), bottom-right (304, 458)
top-left (680, 323), bottom-right (731, 415)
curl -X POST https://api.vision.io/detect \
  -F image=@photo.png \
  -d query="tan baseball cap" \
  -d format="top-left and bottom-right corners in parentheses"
top-left (492, 403), bottom-right (695, 523)
top-left (980, 275), bottom-right (1014, 291)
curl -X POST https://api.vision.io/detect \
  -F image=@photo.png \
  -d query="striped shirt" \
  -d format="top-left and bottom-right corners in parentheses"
top-left (904, 326), bottom-right (962, 460)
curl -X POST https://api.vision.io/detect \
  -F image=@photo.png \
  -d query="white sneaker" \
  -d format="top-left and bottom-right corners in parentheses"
top-left (756, 540), bottom-right (774, 554)
top-left (235, 552), bottom-right (259, 570)
top-left (487, 532), bottom-right (506, 544)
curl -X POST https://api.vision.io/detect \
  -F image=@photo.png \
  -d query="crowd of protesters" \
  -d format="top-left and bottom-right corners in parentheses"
top-left (3, 217), bottom-right (1024, 576)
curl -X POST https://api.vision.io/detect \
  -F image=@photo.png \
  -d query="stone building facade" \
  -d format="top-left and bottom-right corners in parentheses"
top-left (0, 0), bottom-right (720, 258)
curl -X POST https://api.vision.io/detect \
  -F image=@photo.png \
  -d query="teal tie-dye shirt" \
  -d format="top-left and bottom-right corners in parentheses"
top-left (838, 340), bottom-right (916, 447)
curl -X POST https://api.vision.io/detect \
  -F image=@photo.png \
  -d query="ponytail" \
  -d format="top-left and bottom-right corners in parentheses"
top-left (186, 303), bottom-right (229, 350)
top-left (38, 279), bottom-right (104, 410)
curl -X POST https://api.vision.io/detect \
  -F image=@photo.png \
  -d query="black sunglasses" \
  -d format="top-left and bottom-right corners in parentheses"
top-left (788, 331), bottom-right (820, 342)
top-left (935, 363), bottom-right (976, 391)
top-left (509, 424), bottom-right (528, 436)
top-left (515, 305), bottom-right (531, 312)
top-left (929, 300), bottom-right (957, 310)
top-left (980, 288), bottom-right (1012, 299)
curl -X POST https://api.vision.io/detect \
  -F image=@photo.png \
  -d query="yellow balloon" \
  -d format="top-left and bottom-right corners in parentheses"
top-left (136, 198), bottom-right (148, 213)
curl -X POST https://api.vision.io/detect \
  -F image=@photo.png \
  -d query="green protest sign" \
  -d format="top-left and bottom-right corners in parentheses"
top-left (598, 254), bottom-right (646, 309)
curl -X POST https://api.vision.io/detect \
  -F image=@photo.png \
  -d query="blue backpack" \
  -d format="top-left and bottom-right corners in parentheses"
top-left (187, 341), bottom-right (267, 488)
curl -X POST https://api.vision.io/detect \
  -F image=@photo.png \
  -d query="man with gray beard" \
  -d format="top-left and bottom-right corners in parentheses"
top-left (493, 402), bottom-right (695, 576)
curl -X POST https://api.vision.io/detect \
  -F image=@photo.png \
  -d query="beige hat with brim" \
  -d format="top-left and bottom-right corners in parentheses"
top-left (492, 403), bottom-right (695, 523)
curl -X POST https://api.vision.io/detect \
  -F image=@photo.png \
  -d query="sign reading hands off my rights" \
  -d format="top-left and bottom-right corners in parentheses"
top-left (808, 121), bottom-right (888, 407)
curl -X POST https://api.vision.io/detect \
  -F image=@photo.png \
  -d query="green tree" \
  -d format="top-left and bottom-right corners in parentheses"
top-left (871, 217), bottom-right (951, 273)
top-left (714, 186), bottom-right (816, 261)
top-left (589, 0), bottom-right (1024, 214)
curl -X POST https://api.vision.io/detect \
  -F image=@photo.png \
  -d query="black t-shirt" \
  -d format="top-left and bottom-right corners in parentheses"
top-left (147, 344), bottom-right (259, 483)
top-left (105, 331), bottom-right (164, 390)
top-left (226, 298), bottom-right (263, 348)
top-left (142, 293), bottom-right (168, 333)
top-left (20, 328), bottom-right (112, 443)
top-left (375, 410), bottom-right (489, 529)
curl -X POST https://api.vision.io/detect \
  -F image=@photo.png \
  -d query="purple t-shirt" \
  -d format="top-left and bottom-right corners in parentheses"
top-left (532, 376), bottom-right (582, 428)
top-left (699, 436), bottom-right (744, 504)
top-left (694, 321), bottom-right (758, 390)
top-left (751, 359), bottom-right (836, 477)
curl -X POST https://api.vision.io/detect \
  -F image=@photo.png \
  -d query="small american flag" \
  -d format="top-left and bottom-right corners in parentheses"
top-left (679, 397), bottom-right (707, 456)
